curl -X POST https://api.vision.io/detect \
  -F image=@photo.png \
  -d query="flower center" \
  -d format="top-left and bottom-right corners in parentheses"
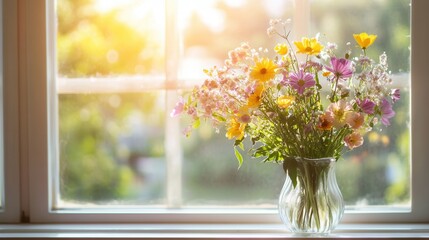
top-left (305, 46), bottom-right (313, 52)
top-left (298, 79), bottom-right (306, 87)
top-left (260, 68), bottom-right (267, 74)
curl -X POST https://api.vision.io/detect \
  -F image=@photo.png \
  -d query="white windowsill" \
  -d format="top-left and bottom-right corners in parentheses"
top-left (1, 224), bottom-right (429, 239)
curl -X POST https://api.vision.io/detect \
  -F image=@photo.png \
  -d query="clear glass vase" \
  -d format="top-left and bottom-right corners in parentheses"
top-left (278, 157), bottom-right (345, 235)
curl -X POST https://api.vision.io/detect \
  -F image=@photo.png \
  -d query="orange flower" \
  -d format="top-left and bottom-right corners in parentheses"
top-left (322, 71), bottom-right (331, 77)
top-left (317, 113), bottom-right (334, 131)
top-left (225, 118), bottom-right (246, 140)
top-left (247, 84), bottom-right (265, 108)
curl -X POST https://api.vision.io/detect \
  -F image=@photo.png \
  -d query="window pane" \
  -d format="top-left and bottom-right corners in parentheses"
top-left (310, 0), bottom-right (411, 207)
top-left (55, 0), bottom-right (167, 207)
top-left (181, 0), bottom-right (411, 208)
top-left (180, 0), bottom-right (294, 206)
top-left (58, 92), bottom-right (166, 206)
top-left (54, 0), bottom-right (411, 209)
top-left (178, 0), bottom-right (294, 84)
top-left (57, 0), bottom-right (165, 78)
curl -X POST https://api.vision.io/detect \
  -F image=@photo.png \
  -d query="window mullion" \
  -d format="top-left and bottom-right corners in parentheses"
top-left (165, 0), bottom-right (182, 208)
top-left (46, 0), bottom-right (60, 210)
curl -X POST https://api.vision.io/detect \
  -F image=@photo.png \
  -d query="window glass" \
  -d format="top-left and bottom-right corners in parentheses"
top-left (181, 0), bottom-right (411, 207)
top-left (310, 0), bottom-right (410, 207)
top-left (55, 0), bottom-right (410, 209)
top-left (56, 0), bottom-right (166, 207)
top-left (179, 0), bottom-right (294, 206)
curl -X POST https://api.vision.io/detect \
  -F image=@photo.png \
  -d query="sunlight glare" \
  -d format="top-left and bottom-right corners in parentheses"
top-left (179, 0), bottom-right (226, 33)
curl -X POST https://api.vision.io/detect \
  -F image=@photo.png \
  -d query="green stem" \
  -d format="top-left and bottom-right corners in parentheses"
top-left (330, 76), bottom-right (340, 102)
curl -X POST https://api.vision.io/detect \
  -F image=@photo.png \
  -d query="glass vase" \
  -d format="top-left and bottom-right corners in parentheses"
top-left (278, 157), bottom-right (345, 235)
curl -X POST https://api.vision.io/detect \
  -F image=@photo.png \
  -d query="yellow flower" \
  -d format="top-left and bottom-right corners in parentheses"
top-left (294, 37), bottom-right (324, 55)
top-left (225, 118), bottom-right (246, 140)
top-left (277, 95), bottom-right (295, 109)
top-left (353, 32), bottom-right (377, 49)
top-left (247, 84), bottom-right (265, 108)
top-left (250, 58), bottom-right (277, 82)
top-left (274, 43), bottom-right (288, 55)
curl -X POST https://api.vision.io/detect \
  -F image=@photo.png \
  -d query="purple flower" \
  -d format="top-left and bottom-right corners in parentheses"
top-left (325, 57), bottom-right (353, 79)
top-left (380, 98), bottom-right (395, 126)
top-left (288, 70), bottom-right (315, 94)
top-left (170, 97), bottom-right (184, 117)
top-left (357, 98), bottom-right (376, 114)
top-left (391, 88), bottom-right (400, 103)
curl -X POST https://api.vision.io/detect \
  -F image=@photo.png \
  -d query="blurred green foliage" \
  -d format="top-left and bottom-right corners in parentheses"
top-left (59, 93), bottom-right (165, 203)
top-left (57, 0), bottom-right (163, 77)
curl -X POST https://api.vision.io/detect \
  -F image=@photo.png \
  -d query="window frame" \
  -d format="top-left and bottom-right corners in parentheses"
top-left (2, 0), bottom-right (427, 223)
top-left (0, 0), bottom-right (22, 223)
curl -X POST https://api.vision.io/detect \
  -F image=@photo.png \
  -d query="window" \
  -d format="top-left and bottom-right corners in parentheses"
top-left (2, 0), bottom-right (429, 224)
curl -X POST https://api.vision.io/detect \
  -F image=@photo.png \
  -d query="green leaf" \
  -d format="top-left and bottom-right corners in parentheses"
top-left (234, 147), bottom-right (244, 169)
top-left (212, 112), bottom-right (226, 122)
top-left (238, 142), bottom-right (244, 151)
top-left (253, 145), bottom-right (270, 158)
top-left (234, 138), bottom-right (244, 148)
top-left (283, 157), bottom-right (298, 188)
top-left (251, 136), bottom-right (260, 145)
top-left (264, 150), bottom-right (281, 163)
top-left (192, 118), bottom-right (200, 128)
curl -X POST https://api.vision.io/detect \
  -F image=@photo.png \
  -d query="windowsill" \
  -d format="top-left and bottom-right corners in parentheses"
top-left (1, 223), bottom-right (429, 239)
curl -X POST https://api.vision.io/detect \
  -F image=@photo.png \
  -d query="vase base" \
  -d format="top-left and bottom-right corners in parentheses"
top-left (290, 231), bottom-right (330, 237)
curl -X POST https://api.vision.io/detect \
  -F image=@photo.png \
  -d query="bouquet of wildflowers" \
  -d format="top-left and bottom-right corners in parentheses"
top-left (172, 19), bottom-right (400, 186)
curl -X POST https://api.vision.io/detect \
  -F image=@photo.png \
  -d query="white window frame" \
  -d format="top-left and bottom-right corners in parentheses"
top-left (2, 0), bottom-right (428, 223)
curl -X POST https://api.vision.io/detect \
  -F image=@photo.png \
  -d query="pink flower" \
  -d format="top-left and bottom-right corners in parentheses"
top-left (170, 97), bottom-right (184, 117)
top-left (325, 57), bottom-right (353, 79)
top-left (391, 88), bottom-right (400, 103)
top-left (357, 98), bottom-right (376, 114)
top-left (182, 126), bottom-right (193, 137)
top-left (345, 112), bottom-right (364, 129)
top-left (344, 132), bottom-right (364, 150)
top-left (288, 70), bottom-right (315, 94)
top-left (380, 98), bottom-right (395, 126)
top-left (226, 43), bottom-right (250, 65)
top-left (326, 100), bottom-right (352, 128)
